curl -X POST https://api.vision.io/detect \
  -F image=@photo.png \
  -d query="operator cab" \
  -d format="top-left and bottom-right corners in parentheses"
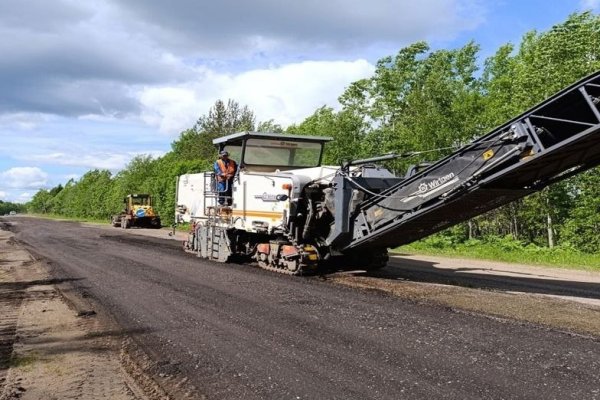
top-left (213, 131), bottom-right (333, 173)
top-left (126, 194), bottom-right (152, 206)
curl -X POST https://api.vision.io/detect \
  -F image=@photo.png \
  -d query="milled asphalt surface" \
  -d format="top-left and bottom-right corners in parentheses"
top-left (384, 255), bottom-right (600, 305)
top-left (6, 217), bottom-right (600, 399)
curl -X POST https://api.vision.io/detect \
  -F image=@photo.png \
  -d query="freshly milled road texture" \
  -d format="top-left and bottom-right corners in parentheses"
top-left (9, 218), bottom-right (600, 399)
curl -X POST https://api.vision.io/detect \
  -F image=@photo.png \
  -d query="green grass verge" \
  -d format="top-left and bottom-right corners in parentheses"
top-left (23, 213), bottom-right (187, 232)
top-left (396, 237), bottom-right (600, 271)
top-left (7, 352), bottom-right (39, 370)
top-left (24, 213), bottom-right (110, 225)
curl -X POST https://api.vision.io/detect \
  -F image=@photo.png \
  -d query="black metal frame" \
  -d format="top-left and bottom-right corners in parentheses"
top-left (328, 71), bottom-right (600, 251)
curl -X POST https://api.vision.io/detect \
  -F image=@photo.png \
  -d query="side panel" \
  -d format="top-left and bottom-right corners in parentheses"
top-left (232, 172), bottom-right (293, 232)
top-left (175, 173), bottom-right (207, 223)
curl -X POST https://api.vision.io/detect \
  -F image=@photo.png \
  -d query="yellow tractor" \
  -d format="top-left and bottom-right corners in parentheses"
top-left (111, 194), bottom-right (161, 229)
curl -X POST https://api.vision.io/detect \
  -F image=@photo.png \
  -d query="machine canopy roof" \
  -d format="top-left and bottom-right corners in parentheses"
top-left (212, 131), bottom-right (333, 146)
top-left (213, 131), bottom-right (333, 169)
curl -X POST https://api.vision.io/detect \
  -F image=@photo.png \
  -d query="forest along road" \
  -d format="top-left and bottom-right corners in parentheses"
top-left (6, 217), bottom-right (600, 400)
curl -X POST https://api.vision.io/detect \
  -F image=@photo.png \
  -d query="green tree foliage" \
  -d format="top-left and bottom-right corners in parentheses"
top-left (256, 119), bottom-right (284, 133)
top-left (28, 190), bottom-right (54, 214)
top-left (561, 169), bottom-right (600, 252)
top-left (287, 107), bottom-right (367, 165)
top-left (171, 99), bottom-right (256, 161)
top-left (336, 41), bottom-right (484, 173)
top-left (477, 11), bottom-right (600, 250)
top-left (0, 200), bottom-right (26, 215)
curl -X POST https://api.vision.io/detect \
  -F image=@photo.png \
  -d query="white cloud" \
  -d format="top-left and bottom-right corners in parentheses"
top-left (0, 0), bottom-right (486, 118)
top-left (0, 113), bottom-right (57, 131)
top-left (63, 173), bottom-right (81, 181)
top-left (580, 0), bottom-right (600, 9)
top-left (0, 191), bottom-right (34, 204)
top-left (230, 60), bottom-right (375, 124)
top-left (116, 0), bottom-right (485, 56)
top-left (139, 86), bottom-right (203, 134)
top-left (24, 150), bottom-right (165, 171)
top-left (139, 59), bottom-right (375, 134)
top-left (17, 192), bottom-right (33, 203)
top-left (0, 167), bottom-right (48, 189)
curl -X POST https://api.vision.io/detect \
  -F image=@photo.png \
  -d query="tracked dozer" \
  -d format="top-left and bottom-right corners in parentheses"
top-left (176, 71), bottom-right (600, 274)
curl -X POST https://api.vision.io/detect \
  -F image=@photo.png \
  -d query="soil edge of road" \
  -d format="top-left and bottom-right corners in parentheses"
top-left (0, 220), bottom-right (196, 400)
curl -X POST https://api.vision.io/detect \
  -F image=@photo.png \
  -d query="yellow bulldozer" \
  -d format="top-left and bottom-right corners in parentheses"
top-left (111, 194), bottom-right (161, 229)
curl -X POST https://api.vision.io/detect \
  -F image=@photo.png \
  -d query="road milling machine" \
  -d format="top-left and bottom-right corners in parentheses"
top-left (176, 71), bottom-right (600, 275)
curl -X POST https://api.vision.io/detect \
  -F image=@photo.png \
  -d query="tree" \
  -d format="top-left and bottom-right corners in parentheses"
top-left (256, 119), bottom-right (284, 133)
top-left (336, 41), bottom-right (485, 175)
top-left (287, 107), bottom-right (367, 165)
top-left (28, 190), bottom-right (54, 214)
top-left (171, 99), bottom-right (256, 162)
top-left (561, 169), bottom-right (600, 252)
top-left (478, 12), bottom-right (600, 249)
top-left (0, 200), bottom-right (26, 215)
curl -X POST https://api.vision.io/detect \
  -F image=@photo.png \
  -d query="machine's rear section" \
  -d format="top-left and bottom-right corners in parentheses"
top-left (329, 71), bottom-right (600, 252)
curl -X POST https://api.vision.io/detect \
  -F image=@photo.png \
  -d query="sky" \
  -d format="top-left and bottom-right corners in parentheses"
top-left (0, 0), bottom-right (598, 203)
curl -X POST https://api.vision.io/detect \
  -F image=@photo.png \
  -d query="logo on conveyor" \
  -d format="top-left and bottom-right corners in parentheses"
top-left (416, 172), bottom-right (457, 195)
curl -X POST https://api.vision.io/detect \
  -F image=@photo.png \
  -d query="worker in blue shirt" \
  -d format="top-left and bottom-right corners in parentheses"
top-left (214, 150), bottom-right (237, 205)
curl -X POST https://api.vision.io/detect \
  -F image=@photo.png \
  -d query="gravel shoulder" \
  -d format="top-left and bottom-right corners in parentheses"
top-left (0, 226), bottom-right (147, 400)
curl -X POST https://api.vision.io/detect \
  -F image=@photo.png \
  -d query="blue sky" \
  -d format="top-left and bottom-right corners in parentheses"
top-left (0, 0), bottom-right (597, 202)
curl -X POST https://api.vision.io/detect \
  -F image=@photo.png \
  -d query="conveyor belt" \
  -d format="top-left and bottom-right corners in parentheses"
top-left (339, 71), bottom-right (600, 251)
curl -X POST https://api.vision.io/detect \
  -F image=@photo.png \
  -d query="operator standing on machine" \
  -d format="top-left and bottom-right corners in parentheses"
top-left (214, 150), bottom-right (237, 205)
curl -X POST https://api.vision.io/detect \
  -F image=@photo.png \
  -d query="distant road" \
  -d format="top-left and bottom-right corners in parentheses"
top-left (7, 217), bottom-right (600, 399)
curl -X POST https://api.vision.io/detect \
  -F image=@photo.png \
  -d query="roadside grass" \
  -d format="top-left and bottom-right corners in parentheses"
top-left (25, 213), bottom-right (110, 225)
top-left (396, 236), bottom-right (600, 271)
top-left (23, 212), bottom-right (187, 232)
top-left (175, 222), bottom-right (191, 232)
top-left (8, 352), bottom-right (39, 371)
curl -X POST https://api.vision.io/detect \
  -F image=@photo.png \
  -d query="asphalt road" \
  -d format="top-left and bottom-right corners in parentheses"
top-left (384, 255), bottom-right (600, 303)
top-left (7, 217), bottom-right (600, 399)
